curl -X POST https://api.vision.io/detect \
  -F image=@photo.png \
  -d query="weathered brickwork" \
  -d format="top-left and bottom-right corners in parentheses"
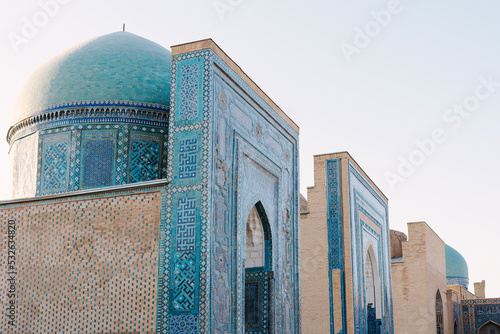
top-left (0, 189), bottom-right (160, 333)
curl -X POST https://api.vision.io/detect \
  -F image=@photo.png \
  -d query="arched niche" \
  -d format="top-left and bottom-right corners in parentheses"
top-left (365, 244), bottom-right (381, 319)
top-left (245, 201), bottom-right (272, 271)
top-left (436, 290), bottom-right (443, 334)
top-left (244, 201), bottom-right (273, 333)
top-left (479, 320), bottom-right (500, 334)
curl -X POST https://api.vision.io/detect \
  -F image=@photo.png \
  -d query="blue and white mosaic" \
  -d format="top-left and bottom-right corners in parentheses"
top-left (35, 123), bottom-right (168, 196)
top-left (158, 49), bottom-right (212, 333)
top-left (461, 298), bottom-right (500, 333)
top-left (129, 132), bottom-right (161, 183)
top-left (169, 314), bottom-right (199, 334)
top-left (41, 133), bottom-right (70, 193)
top-left (175, 58), bottom-right (204, 127)
top-left (158, 45), bottom-right (300, 334)
top-left (173, 130), bottom-right (203, 187)
top-left (81, 131), bottom-right (116, 188)
top-left (325, 159), bottom-right (346, 332)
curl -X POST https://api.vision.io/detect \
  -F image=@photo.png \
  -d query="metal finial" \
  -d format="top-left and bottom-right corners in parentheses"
top-left (123, 24), bottom-right (125, 32)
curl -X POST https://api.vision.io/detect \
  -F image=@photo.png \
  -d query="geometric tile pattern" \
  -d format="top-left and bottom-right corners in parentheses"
top-left (169, 314), bottom-right (198, 334)
top-left (179, 62), bottom-right (199, 121)
top-left (244, 271), bottom-right (273, 333)
top-left (176, 197), bottom-right (196, 252)
top-left (245, 284), bottom-right (260, 325)
top-left (326, 159), bottom-right (342, 270)
top-left (172, 251), bottom-right (196, 311)
top-left (82, 136), bottom-right (115, 188)
top-left (462, 304), bottom-right (471, 334)
top-left (169, 193), bottom-right (199, 314)
top-left (130, 140), bottom-right (160, 183)
top-left (367, 304), bottom-right (377, 334)
top-left (41, 134), bottom-right (70, 193)
top-left (158, 49), bottom-right (212, 334)
top-left (175, 59), bottom-right (203, 125)
top-left (178, 138), bottom-right (197, 180)
top-left (461, 298), bottom-right (500, 333)
top-left (35, 123), bottom-right (168, 196)
top-left (0, 188), bottom-right (161, 333)
top-left (325, 159), bottom-right (345, 333)
top-left (173, 130), bottom-right (202, 188)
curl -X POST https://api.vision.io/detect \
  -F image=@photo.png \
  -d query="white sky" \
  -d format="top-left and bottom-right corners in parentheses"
top-left (1, 1), bottom-right (499, 297)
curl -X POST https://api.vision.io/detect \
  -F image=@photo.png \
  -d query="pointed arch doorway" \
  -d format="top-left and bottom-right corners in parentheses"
top-left (365, 245), bottom-right (382, 334)
top-left (479, 321), bottom-right (500, 334)
top-left (244, 202), bottom-right (273, 333)
top-left (436, 290), bottom-right (443, 334)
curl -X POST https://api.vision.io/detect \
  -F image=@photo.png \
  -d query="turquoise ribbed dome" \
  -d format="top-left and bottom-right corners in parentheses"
top-left (445, 244), bottom-right (469, 289)
top-left (11, 31), bottom-right (171, 125)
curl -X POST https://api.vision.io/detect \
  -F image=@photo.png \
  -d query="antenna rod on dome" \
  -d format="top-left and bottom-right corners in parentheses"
top-left (123, 24), bottom-right (125, 32)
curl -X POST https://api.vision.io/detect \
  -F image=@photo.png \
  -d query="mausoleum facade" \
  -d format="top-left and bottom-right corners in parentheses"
top-left (1, 32), bottom-right (301, 333)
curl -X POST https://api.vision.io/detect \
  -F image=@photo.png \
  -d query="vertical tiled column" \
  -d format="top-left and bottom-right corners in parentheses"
top-left (326, 159), bottom-right (345, 334)
top-left (157, 49), bottom-right (213, 334)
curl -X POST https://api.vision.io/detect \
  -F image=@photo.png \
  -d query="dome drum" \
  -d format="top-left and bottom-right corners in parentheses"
top-left (7, 103), bottom-right (170, 145)
top-left (27, 122), bottom-right (169, 197)
top-left (9, 31), bottom-right (173, 198)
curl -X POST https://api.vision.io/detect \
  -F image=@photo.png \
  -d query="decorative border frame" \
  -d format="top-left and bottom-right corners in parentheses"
top-left (209, 54), bottom-right (299, 333)
top-left (348, 162), bottom-right (393, 334)
top-left (360, 219), bottom-right (382, 332)
top-left (325, 159), bottom-right (346, 334)
top-left (157, 49), bottom-right (213, 334)
top-left (235, 136), bottom-right (281, 333)
top-left (9, 105), bottom-right (169, 145)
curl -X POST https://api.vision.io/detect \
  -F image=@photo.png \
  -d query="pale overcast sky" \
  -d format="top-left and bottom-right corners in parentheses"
top-left (1, 1), bottom-right (499, 296)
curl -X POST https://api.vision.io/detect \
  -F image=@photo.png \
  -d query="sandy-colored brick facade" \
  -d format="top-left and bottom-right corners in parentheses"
top-left (301, 152), bottom-right (394, 334)
top-left (391, 222), bottom-right (451, 334)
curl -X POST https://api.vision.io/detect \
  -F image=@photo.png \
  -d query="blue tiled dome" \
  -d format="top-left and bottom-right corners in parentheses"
top-left (445, 244), bottom-right (469, 289)
top-left (11, 31), bottom-right (171, 125)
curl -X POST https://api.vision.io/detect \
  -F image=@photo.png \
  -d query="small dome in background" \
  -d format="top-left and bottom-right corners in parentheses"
top-left (445, 244), bottom-right (469, 289)
top-left (300, 194), bottom-right (307, 212)
top-left (11, 31), bottom-right (171, 126)
top-left (390, 230), bottom-right (407, 259)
